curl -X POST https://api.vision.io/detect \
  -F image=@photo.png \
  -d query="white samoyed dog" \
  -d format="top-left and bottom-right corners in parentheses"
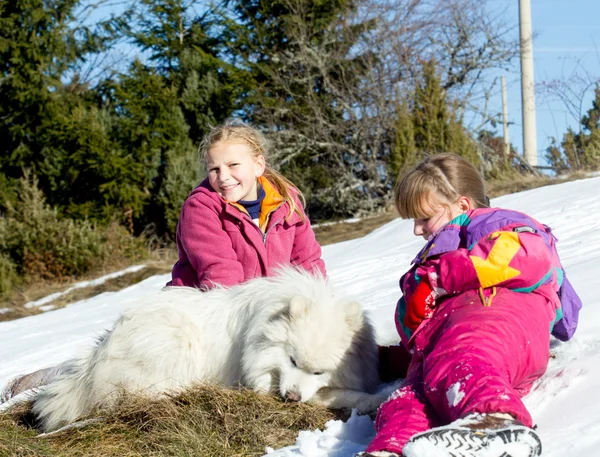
top-left (32, 267), bottom-right (389, 432)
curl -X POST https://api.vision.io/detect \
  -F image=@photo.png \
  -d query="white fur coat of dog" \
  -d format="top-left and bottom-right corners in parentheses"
top-left (32, 268), bottom-right (388, 432)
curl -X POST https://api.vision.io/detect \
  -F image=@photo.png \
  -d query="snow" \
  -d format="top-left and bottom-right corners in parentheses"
top-left (312, 217), bottom-right (362, 229)
top-left (446, 382), bottom-right (465, 408)
top-left (2, 176), bottom-right (600, 456)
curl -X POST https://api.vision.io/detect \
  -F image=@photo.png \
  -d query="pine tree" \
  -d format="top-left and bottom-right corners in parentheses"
top-left (0, 0), bottom-right (108, 177)
top-left (389, 101), bottom-right (417, 180)
top-left (129, 0), bottom-right (242, 143)
top-left (546, 85), bottom-right (600, 171)
top-left (390, 61), bottom-right (479, 176)
top-left (91, 61), bottom-right (200, 234)
top-left (0, 0), bottom-right (118, 218)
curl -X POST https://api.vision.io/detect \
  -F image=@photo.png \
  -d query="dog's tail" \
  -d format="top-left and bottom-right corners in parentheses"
top-left (32, 333), bottom-right (114, 432)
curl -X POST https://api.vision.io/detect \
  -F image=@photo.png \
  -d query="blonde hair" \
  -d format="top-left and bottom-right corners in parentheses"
top-left (394, 153), bottom-right (489, 219)
top-left (199, 119), bottom-right (304, 220)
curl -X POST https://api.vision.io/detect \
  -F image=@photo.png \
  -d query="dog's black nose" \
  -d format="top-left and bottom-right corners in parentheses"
top-left (285, 391), bottom-right (301, 402)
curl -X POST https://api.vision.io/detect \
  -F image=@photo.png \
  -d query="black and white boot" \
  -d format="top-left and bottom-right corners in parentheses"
top-left (402, 413), bottom-right (542, 457)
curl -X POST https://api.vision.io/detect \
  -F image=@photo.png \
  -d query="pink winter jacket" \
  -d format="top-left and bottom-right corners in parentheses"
top-left (168, 176), bottom-right (326, 289)
top-left (396, 208), bottom-right (563, 348)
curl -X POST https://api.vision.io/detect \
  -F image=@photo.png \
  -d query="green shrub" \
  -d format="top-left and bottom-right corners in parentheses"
top-left (0, 253), bottom-right (19, 298)
top-left (0, 173), bottom-right (147, 294)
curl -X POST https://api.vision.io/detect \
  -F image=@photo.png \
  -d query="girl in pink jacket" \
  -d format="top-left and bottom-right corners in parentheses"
top-left (359, 153), bottom-right (581, 457)
top-left (1, 120), bottom-right (326, 403)
top-left (168, 118), bottom-right (325, 289)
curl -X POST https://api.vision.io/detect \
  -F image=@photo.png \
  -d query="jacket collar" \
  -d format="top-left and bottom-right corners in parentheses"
top-left (412, 212), bottom-right (471, 264)
top-left (198, 176), bottom-right (286, 231)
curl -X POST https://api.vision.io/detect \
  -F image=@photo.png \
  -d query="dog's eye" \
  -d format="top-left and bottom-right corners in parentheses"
top-left (313, 371), bottom-right (324, 376)
top-left (290, 357), bottom-right (297, 367)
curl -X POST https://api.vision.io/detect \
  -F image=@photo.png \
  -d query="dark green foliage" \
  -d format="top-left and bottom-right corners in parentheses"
top-left (129, 0), bottom-right (243, 144)
top-left (0, 0), bottom-right (239, 239)
top-left (0, 0), bottom-right (110, 178)
top-left (225, 0), bottom-right (360, 118)
top-left (0, 173), bottom-right (146, 298)
top-left (390, 61), bottom-right (479, 178)
top-left (546, 85), bottom-right (600, 172)
top-left (94, 62), bottom-right (200, 233)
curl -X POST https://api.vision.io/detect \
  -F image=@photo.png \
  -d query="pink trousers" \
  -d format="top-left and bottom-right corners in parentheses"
top-left (366, 288), bottom-right (554, 454)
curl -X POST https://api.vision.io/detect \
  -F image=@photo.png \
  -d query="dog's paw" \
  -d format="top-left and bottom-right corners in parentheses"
top-left (310, 386), bottom-right (400, 415)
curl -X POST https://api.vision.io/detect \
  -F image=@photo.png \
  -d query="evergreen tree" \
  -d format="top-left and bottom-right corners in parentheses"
top-left (546, 85), bottom-right (600, 172)
top-left (222, 0), bottom-right (383, 219)
top-left (92, 61), bottom-right (200, 234)
top-left (0, 0), bottom-right (110, 176)
top-left (391, 61), bottom-right (479, 176)
top-left (0, 0), bottom-right (117, 215)
top-left (389, 101), bottom-right (416, 180)
top-left (129, 0), bottom-right (242, 143)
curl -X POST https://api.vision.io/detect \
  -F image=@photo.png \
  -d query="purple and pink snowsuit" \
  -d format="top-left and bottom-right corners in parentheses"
top-left (365, 207), bottom-right (582, 455)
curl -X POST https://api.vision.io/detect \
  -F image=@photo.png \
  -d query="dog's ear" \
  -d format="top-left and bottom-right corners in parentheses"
top-left (345, 301), bottom-right (364, 330)
top-left (289, 295), bottom-right (311, 319)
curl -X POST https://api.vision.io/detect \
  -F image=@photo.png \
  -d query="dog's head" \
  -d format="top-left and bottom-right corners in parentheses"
top-left (274, 294), bottom-right (379, 403)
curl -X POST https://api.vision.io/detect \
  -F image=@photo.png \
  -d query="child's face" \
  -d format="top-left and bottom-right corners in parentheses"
top-left (207, 141), bottom-right (266, 202)
top-left (413, 197), bottom-right (466, 240)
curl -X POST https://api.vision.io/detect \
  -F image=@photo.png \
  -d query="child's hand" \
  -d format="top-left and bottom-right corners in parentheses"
top-left (404, 278), bottom-right (437, 331)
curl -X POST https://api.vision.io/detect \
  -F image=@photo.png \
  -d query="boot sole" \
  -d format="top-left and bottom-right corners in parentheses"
top-left (403, 425), bottom-right (542, 457)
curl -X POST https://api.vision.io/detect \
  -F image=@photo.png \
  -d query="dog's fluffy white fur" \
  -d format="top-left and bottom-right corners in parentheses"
top-left (32, 267), bottom-right (386, 432)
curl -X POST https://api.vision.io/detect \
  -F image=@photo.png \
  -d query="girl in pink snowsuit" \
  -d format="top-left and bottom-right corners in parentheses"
top-left (360, 153), bottom-right (581, 457)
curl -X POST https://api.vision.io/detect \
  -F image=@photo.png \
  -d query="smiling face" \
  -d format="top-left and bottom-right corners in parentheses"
top-left (206, 141), bottom-right (266, 202)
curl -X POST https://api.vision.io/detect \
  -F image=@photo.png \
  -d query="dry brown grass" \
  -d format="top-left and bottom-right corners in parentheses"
top-left (485, 171), bottom-right (587, 198)
top-left (313, 210), bottom-right (398, 246)
top-left (1, 385), bottom-right (337, 457)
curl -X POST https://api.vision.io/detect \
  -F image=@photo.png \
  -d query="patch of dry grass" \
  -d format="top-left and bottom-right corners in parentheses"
top-left (486, 170), bottom-right (591, 198)
top-left (1, 385), bottom-right (337, 457)
top-left (313, 210), bottom-right (398, 246)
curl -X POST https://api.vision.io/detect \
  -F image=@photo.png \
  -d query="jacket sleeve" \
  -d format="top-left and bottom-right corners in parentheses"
top-left (425, 229), bottom-right (554, 296)
top-left (177, 196), bottom-right (246, 288)
top-left (288, 201), bottom-right (326, 277)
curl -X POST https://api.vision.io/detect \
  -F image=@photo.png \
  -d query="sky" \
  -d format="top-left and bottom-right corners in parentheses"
top-left (487, 0), bottom-right (600, 165)
top-left (2, 173), bottom-right (600, 456)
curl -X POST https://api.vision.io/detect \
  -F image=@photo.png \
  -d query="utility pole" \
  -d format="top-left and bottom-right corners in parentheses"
top-left (501, 76), bottom-right (510, 157)
top-left (519, 0), bottom-right (538, 167)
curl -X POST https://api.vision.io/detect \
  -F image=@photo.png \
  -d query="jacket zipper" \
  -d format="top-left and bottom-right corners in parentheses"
top-left (231, 201), bottom-right (286, 245)
top-left (243, 214), bottom-right (283, 244)
top-left (263, 218), bottom-right (284, 244)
